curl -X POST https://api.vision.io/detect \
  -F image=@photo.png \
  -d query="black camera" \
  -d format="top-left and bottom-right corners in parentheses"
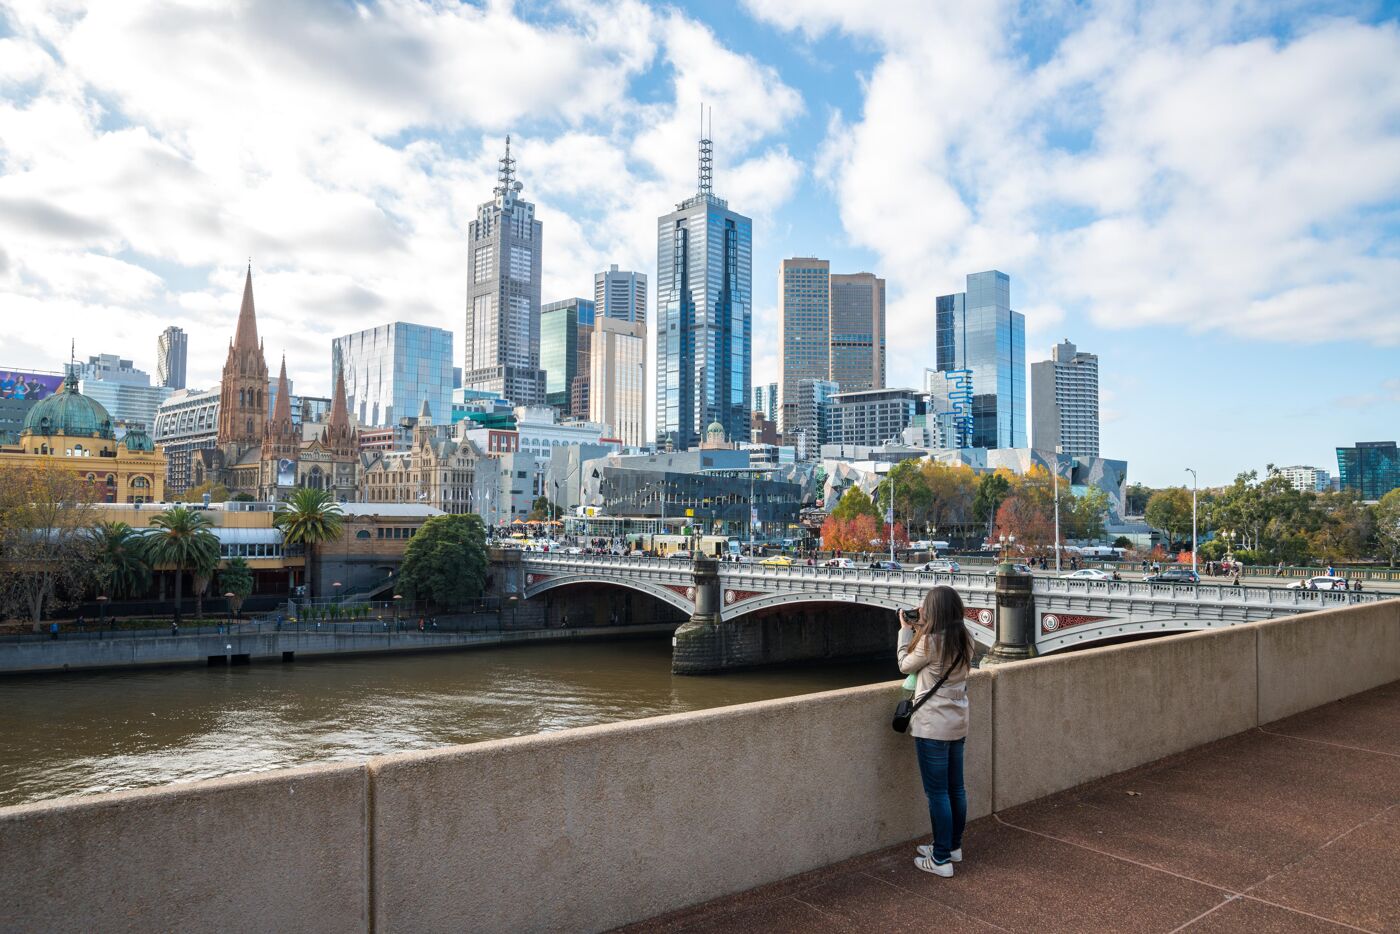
top-left (899, 608), bottom-right (919, 624)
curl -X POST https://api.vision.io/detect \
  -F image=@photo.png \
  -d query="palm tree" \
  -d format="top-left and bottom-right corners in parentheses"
top-left (220, 557), bottom-right (254, 618)
top-left (190, 549), bottom-right (221, 620)
top-left (143, 506), bottom-right (220, 624)
top-left (273, 488), bottom-right (345, 600)
top-left (88, 521), bottom-right (152, 600)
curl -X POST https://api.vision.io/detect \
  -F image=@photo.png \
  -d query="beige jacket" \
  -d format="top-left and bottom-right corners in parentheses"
top-left (896, 628), bottom-right (970, 741)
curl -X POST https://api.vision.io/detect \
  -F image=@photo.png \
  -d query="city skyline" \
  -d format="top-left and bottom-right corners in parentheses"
top-left (2, 2), bottom-right (1398, 485)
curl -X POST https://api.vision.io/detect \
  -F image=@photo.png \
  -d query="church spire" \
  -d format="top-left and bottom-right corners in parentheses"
top-left (329, 364), bottom-right (349, 431)
top-left (272, 356), bottom-right (291, 423)
top-left (233, 264), bottom-right (259, 352)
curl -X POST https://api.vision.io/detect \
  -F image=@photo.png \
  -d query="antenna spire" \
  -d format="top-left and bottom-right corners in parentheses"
top-left (698, 104), bottom-right (713, 196)
top-left (495, 134), bottom-right (518, 198)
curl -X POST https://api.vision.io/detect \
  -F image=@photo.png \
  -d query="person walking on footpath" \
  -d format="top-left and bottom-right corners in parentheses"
top-left (897, 585), bottom-right (974, 878)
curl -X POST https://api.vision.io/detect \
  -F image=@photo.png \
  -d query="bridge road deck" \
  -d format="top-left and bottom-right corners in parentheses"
top-left (619, 679), bottom-right (1400, 934)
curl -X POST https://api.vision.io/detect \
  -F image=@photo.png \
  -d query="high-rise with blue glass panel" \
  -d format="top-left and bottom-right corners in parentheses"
top-left (332, 322), bottom-right (453, 428)
top-left (934, 270), bottom-right (1026, 450)
top-left (656, 130), bottom-right (752, 450)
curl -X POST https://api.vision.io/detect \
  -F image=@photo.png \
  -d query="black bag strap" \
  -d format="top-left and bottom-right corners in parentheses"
top-left (909, 666), bottom-right (954, 715)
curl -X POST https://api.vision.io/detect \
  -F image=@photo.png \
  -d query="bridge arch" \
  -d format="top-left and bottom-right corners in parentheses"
top-left (523, 574), bottom-right (694, 616)
top-left (722, 591), bottom-right (997, 649)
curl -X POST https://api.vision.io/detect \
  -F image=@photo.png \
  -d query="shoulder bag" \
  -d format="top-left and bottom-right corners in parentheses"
top-left (891, 666), bottom-right (953, 734)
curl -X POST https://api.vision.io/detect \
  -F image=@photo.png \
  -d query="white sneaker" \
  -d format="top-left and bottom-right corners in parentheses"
top-left (916, 845), bottom-right (962, 862)
top-left (914, 855), bottom-right (954, 877)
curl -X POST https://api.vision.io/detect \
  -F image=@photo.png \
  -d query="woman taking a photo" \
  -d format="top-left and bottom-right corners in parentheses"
top-left (898, 584), bottom-right (975, 877)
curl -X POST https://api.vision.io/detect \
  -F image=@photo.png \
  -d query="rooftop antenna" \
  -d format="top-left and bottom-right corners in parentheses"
top-left (698, 104), bottom-right (713, 196)
top-left (495, 134), bottom-right (518, 198)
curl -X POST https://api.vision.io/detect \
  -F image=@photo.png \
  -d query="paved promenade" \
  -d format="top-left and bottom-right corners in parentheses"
top-left (621, 680), bottom-right (1399, 933)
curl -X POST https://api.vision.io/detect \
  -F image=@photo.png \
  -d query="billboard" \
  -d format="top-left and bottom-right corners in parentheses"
top-left (276, 458), bottom-right (297, 487)
top-left (0, 371), bottom-right (64, 401)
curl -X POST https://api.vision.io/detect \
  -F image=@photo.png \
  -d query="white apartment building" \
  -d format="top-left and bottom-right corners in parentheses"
top-left (1031, 339), bottom-right (1099, 458)
top-left (589, 317), bottom-right (646, 448)
top-left (1274, 465), bottom-right (1330, 492)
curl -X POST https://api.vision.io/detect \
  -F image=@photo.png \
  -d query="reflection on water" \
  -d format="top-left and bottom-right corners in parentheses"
top-left (0, 638), bottom-right (895, 808)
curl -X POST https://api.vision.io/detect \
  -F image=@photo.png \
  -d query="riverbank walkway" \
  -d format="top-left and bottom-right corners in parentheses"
top-left (621, 679), bottom-right (1399, 933)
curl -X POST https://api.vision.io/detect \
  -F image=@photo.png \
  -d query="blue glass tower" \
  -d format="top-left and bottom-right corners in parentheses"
top-left (935, 270), bottom-right (1026, 449)
top-left (332, 322), bottom-right (453, 428)
top-left (656, 129), bottom-right (752, 450)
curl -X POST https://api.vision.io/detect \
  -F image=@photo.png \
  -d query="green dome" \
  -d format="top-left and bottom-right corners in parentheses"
top-left (122, 427), bottom-right (154, 452)
top-left (706, 420), bottom-right (724, 434)
top-left (22, 374), bottom-right (115, 440)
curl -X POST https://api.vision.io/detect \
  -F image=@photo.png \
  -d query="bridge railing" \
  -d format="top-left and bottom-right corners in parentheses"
top-left (1034, 576), bottom-right (1384, 607)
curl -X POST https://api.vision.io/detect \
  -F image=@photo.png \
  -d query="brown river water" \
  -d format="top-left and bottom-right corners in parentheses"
top-left (0, 637), bottom-right (896, 808)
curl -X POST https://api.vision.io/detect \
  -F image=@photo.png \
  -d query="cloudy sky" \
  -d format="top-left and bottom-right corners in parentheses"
top-left (2, 0), bottom-right (1398, 486)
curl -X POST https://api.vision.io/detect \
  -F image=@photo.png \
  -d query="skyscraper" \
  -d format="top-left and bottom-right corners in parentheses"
top-left (66, 353), bottom-right (172, 431)
top-left (753, 382), bottom-right (778, 423)
top-left (462, 136), bottom-right (546, 406)
top-left (934, 270), bottom-right (1026, 449)
top-left (156, 326), bottom-right (187, 390)
top-left (777, 257), bottom-right (829, 438)
top-left (332, 322), bottom-right (453, 428)
top-left (540, 298), bottom-right (596, 416)
top-left (656, 124), bottom-right (752, 451)
top-left (1031, 339), bottom-right (1099, 457)
top-left (590, 316), bottom-right (646, 447)
top-left (594, 265), bottom-right (646, 323)
top-left (829, 272), bottom-right (885, 392)
top-left (1336, 441), bottom-right (1399, 500)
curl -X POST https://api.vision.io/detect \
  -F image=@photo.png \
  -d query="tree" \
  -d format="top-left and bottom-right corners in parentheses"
top-left (1112, 536), bottom-right (1134, 551)
top-left (88, 521), bottom-right (151, 600)
top-left (973, 472), bottom-right (1012, 538)
top-left (1376, 489), bottom-right (1400, 568)
top-left (1064, 487), bottom-right (1110, 542)
top-left (142, 506), bottom-right (220, 624)
top-left (527, 496), bottom-right (553, 521)
top-left (830, 486), bottom-right (880, 524)
top-left (190, 548), bottom-right (221, 620)
top-left (396, 514), bottom-right (488, 610)
top-left (821, 513), bottom-right (881, 553)
top-left (273, 488), bottom-right (345, 600)
top-left (0, 463), bottom-right (99, 629)
top-left (1145, 487), bottom-right (1194, 549)
top-left (1124, 483), bottom-right (1153, 516)
top-left (992, 493), bottom-right (1055, 554)
top-left (179, 481), bottom-right (230, 504)
top-left (219, 557), bottom-right (254, 617)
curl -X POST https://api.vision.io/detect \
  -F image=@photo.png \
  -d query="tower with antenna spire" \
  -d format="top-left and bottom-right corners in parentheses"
top-left (462, 135), bottom-right (546, 406)
top-left (655, 107), bottom-right (752, 450)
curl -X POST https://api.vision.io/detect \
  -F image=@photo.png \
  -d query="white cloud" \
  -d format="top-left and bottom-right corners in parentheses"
top-left (750, 1), bottom-right (1400, 393)
top-left (0, 0), bottom-right (807, 424)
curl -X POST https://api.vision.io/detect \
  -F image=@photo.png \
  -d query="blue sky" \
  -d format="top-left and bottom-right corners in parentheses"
top-left (1, 0), bottom-right (1397, 487)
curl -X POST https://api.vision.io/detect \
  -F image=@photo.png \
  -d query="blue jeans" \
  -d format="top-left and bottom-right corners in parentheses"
top-left (914, 737), bottom-right (966, 862)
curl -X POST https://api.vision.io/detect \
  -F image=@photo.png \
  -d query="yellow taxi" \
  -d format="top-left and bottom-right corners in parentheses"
top-left (759, 555), bottom-right (794, 567)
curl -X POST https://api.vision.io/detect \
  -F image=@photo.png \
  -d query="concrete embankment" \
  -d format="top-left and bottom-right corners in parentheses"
top-left (0, 623), bottom-right (677, 676)
top-left (0, 599), bottom-right (1395, 933)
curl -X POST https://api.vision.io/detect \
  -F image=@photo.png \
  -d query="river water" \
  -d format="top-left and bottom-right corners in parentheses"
top-left (0, 637), bottom-right (896, 808)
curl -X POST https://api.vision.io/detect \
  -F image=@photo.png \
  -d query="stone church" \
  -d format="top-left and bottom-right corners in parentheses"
top-left (193, 267), bottom-right (358, 500)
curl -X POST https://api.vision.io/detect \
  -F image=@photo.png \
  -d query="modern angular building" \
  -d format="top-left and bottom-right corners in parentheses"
top-left (777, 257), bottom-right (830, 437)
top-left (540, 298), bottom-right (596, 417)
top-left (829, 273), bottom-right (885, 392)
top-left (753, 382), bottom-right (778, 424)
top-left (1031, 339), bottom-right (1099, 457)
top-left (156, 326), bottom-right (187, 390)
top-left (462, 137), bottom-right (546, 406)
top-left (790, 377), bottom-right (839, 462)
top-left (594, 265), bottom-right (646, 323)
top-left (1336, 441), bottom-right (1399, 501)
top-left (67, 353), bottom-right (172, 433)
top-left (589, 316), bottom-right (646, 448)
top-left (332, 322), bottom-right (453, 429)
top-left (656, 130), bottom-right (752, 451)
top-left (934, 270), bottom-right (1026, 449)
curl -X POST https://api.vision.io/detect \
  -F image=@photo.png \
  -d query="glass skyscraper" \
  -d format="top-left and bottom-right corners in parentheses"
top-left (934, 270), bottom-right (1026, 449)
top-left (594, 265), bottom-right (646, 323)
top-left (829, 272), bottom-right (886, 392)
top-left (540, 297), bottom-right (595, 415)
top-left (656, 132), bottom-right (752, 451)
top-left (1336, 441), bottom-right (1399, 500)
top-left (332, 322), bottom-right (453, 428)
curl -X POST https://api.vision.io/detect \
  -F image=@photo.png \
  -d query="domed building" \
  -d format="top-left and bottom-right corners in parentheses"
top-left (0, 372), bottom-right (165, 503)
top-left (698, 419), bottom-right (734, 451)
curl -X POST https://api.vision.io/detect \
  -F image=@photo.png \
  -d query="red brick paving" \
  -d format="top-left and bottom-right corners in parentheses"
top-left (618, 681), bottom-right (1399, 934)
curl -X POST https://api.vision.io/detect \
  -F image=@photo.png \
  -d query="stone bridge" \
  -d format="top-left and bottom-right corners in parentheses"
top-left (506, 552), bottom-right (1388, 673)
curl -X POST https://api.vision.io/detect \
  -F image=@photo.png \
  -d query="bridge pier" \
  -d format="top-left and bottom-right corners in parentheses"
top-left (672, 558), bottom-right (722, 675)
top-left (982, 563), bottom-right (1039, 666)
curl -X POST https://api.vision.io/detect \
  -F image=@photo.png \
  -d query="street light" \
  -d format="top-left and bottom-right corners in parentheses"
top-left (96, 594), bottom-right (108, 631)
top-left (223, 591), bottom-right (235, 635)
top-left (1185, 468), bottom-right (1198, 575)
top-left (393, 593), bottom-right (403, 631)
top-left (1052, 459), bottom-right (1062, 573)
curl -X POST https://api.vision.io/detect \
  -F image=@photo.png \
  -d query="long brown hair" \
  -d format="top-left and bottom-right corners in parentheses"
top-left (909, 585), bottom-right (974, 674)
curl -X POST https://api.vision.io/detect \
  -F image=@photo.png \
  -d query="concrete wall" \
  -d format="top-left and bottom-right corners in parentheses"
top-left (0, 763), bottom-right (368, 934)
top-left (1254, 599), bottom-right (1400, 722)
top-left (2, 599), bottom-right (1395, 933)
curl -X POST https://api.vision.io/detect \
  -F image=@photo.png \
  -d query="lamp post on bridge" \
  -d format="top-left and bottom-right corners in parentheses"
top-left (393, 593), bottom-right (403, 632)
top-left (1185, 468), bottom-right (1198, 575)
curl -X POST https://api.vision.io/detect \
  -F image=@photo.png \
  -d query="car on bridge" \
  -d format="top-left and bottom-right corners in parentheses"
top-left (822, 558), bottom-right (856, 569)
top-left (1144, 569), bottom-right (1200, 584)
top-left (760, 555), bottom-right (795, 567)
top-left (1061, 568), bottom-right (1112, 581)
top-left (918, 559), bottom-right (961, 573)
top-left (1288, 576), bottom-right (1349, 591)
top-left (868, 560), bottom-right (903, 571)
top-left (983, 563), bottom-right (1034, 576)
top-left (668, 550), bottom-right (692, 561)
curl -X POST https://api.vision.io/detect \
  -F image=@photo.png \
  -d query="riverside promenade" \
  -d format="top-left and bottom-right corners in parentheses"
top-left (1, 599), bottom-right (1395, 933)
top-left (621, 681), bottom-right (1399, 933)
